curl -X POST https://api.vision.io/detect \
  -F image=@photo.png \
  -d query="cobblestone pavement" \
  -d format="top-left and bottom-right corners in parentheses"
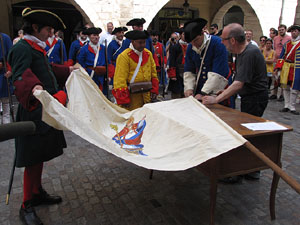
top-left (0, 97), bottom-right (299, 225)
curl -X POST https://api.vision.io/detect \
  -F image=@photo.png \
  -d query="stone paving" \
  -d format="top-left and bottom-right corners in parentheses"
top-left (0, 97), bottom-right (299, 225)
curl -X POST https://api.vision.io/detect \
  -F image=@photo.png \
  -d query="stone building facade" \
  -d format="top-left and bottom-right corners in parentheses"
top-left (1, 0), bottom-right (299, 44)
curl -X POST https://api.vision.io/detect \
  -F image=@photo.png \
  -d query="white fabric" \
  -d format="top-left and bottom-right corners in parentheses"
top-left (23, 35), bottom-right (46, 49)
top-left (192, 33), bottom-right (210, 54)
top-left (90, 42), bottom-right (100, 79)
top-left (201, 72), bottom-right (228, 95)
top-left (129, 43), bottom-right (143, 56)
top-left (46, 36), bottom-right (57, 57)
top-left (34, 67), bottom-right (247, 171)
top-left (183, 71), bottom-right (196, 92)
top-left (100, 32), bottom-right (113, 45)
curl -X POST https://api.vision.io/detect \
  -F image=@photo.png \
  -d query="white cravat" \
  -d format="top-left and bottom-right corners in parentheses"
top-left (47, 35), bottom-right (55, 46)
top-left (112, 35), bottom-right (123, 46)
top-left (23, 34), bottom-right (47, 49)
top-left (129, 43), bottom-right (143, 56)
top-left (192, 33), bottom-right (210, 55)
top-left (89, 42), bottom-right (99, 53)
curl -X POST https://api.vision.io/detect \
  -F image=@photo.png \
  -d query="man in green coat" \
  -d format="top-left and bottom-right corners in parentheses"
top-left (8, 7), bottom-right (75, 225)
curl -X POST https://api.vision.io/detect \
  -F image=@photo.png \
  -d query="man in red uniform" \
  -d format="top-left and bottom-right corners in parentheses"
top-left (274, 24), bottom-right (300, 115)
top-left (150, 30), bottom-right (167, 86)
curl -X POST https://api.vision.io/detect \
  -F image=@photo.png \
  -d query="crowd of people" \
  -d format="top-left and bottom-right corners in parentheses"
top-left (0, 5), bottom-right (300, 225)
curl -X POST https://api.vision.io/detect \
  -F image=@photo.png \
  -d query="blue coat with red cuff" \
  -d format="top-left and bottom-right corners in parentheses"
top-left (45, 38), bottom-right (68, 64)
top-left (77, 43), bottom-right (109, 94)
top-left (68, 39), bottom-right (88, 65)
top-left (8, 38), bottom-right (70, 167)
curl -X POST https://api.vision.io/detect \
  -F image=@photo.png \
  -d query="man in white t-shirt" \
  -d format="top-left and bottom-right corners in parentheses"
top-left (99, 22), bottom-right (114, 45)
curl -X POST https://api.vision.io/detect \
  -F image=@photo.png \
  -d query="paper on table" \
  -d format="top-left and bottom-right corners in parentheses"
top-left (241, 122), bottom-right (288, 131)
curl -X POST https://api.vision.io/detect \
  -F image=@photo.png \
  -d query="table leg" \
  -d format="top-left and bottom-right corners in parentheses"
top-left (270, 162), bottom-right (281, 220)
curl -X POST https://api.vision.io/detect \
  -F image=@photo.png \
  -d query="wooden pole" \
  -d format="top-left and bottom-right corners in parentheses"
top-left (244, 141), bottom-right (300, 194)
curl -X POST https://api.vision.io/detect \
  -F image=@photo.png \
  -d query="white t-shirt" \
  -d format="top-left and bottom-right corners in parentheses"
top-left (99, 32), bottom-right (113, 46)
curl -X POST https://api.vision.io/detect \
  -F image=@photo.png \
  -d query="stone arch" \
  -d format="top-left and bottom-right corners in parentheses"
top-left (71, 0), bottom-right (170, 30)
top-left (211, 0), bottom-right (262, 42)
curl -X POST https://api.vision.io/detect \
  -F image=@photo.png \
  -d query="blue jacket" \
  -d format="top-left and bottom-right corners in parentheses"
top-left (45, 38), bottom-right (67, 64)
top-left (68, 39), bottom-right (88, 64)
top-left (184, 35), bottom-right (229, 94)
top-left (77, 43), bottom-right (108, 93)
top-left (0, 33), bottom-right (12, 98)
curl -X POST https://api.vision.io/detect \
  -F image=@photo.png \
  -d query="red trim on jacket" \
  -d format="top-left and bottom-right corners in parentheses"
top-left (167, 67), bottom-right (176, 78)
top-left (24, 39), bottom-right (47, 56)
top-left (151, 77), bottom-right (159, 95)
top-left (13, 68), bottom-right (43, 111)
top-left (46, 38), bottom-right (58, 49)
top-left (127, 50), bottom-right (150, 66)
top-left (112, 87), bottom-right (130, 105)
top-left (108, 64), bottom-right (115, 78)
top-left (88, 45), bottom-right (101, 55)
top-left (53, 90), bottom-right (67, 105)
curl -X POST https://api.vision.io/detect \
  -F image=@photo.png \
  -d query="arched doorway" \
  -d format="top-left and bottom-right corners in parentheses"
top-left (223, 6), bottom-right (244, 27)
top-left (12, 1), bottom-right (85, 51)
top-left (149, 7), bottom-right (198, 44)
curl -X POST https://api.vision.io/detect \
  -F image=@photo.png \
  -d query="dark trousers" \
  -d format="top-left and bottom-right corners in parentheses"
top-left (240, 91), bottom-right (268, 117)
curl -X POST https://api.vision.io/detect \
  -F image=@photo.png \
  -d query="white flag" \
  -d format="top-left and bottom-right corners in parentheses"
top-left (34, 67), bottom-right (246, 171)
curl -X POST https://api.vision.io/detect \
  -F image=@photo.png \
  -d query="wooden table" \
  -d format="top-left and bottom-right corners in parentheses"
top-left (197, 104), bottom-right (293, 225)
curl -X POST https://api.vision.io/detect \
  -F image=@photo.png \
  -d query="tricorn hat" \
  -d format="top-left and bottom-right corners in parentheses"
top-left (124, 30), bottom-right (149, 40)
top-left (22, 7), bottom-right (66, 30)
top-left (184, 18), bottom-right (207, 43)
top-left (126, 18), bottom-right (146, 26)
top-left (150, 30), bottom-right (160, 36)
top-left (112, 27), bottom-right (128, 35)
top-left (73, 26), bottom-right (88, 34)
top-left (83, 27), bottom-right (102, 35)
top-left (287, 24), bottom-right (300, 32)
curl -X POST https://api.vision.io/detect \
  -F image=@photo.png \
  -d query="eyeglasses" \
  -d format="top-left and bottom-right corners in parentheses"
top-left (221, 36), bottom-right (231, 41)
top-left (260, 39), bottom-right (266, 42)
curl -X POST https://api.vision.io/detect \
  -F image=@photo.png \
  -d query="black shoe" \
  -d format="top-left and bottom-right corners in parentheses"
top-left (19, 201), bottom-right (43, 225)
top-left (31, 187), bottom-right (62, 206)
top-left (244, 171), bottom-right (260, 180)
top-left (219, 176), bottom-right (243, 184)
top-left (277, 95), bottom-right (284, 102)
top-left (279, 108), bottom-right (290, 112)
top-left (290, 110), bottom-right (300, 115)
top-left (269, 95), bottom-right (277, 100)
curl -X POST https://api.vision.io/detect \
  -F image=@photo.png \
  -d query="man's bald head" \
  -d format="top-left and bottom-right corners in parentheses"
top-left (224, 23), bottom-right (246, 43)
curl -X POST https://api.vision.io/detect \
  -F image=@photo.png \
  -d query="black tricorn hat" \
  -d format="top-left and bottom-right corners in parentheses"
top-left (73, 26), bottom-right (88, 34)
top-left (22, 7), bottom-right (66, 30)
top-left (184, 18), bottom-right (207, 43)
top-left (126, 18), bottom-right (146, 26)
top-left (124, 30), bottom-right (149, 40)
top-left (287, 24), bottom-right (300, 32)
top-left (83, 27), bottom-right (102, 35)
top-left (112, 27), bottom-right (128, 35)
top-left (150, 30), bottom-right (159, 36)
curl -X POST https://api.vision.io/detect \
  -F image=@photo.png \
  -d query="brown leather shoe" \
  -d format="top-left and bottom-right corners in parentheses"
top-left (31, 187), bottom-right (62, 206)
top-left (19, 200), bottom-right (43, 225)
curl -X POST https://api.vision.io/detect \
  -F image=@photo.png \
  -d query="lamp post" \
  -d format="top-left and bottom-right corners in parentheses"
top-left (183, 0), bottom-right (190, 14)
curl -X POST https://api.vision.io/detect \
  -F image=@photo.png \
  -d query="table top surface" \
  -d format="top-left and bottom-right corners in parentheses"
top-left (207, 104), bottom-right (293, 137)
